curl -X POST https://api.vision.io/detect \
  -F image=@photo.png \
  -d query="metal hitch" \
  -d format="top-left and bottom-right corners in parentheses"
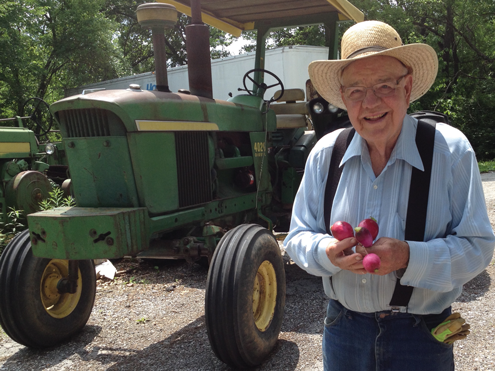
top-left (56, 260), bottom-right (79, 294)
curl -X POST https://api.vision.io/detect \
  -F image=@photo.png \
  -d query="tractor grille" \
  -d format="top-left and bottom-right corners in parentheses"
top-left (175, 132), bottom-right (212, 208)
top-left (58, 109), bottom-right (111, 137)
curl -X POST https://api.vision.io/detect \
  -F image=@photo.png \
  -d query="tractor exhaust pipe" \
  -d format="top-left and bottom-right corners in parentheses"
top-left (136, 3), bottom-right (178, 92)
top-left (186, 0), bottom-right (213, 99)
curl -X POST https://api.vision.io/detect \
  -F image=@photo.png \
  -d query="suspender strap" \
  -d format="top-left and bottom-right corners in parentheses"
top-left (389, 119), bottom-right (436, 307)
top-left (324, 127), bottom-right (355, 234)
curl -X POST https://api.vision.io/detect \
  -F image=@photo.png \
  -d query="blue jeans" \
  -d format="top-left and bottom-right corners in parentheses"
top-left (323, 299), bottom-right (454, 371)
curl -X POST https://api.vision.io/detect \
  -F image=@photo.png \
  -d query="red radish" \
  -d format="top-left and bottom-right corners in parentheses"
top-left (330, 221), bottom-right (354, 241)
top-left (358, 217), bottom-right (379, 240)
top-left (363, 253), bottom-right (381, 273)
top-left (354, 226), bottom-right (373, 248)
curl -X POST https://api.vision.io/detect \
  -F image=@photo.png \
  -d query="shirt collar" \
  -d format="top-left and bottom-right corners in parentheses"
top-left (340, 115), bottom-right (424, 171)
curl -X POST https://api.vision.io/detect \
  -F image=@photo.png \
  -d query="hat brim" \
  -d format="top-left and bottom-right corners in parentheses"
top-left (308, 44), bottom-right (438, 110)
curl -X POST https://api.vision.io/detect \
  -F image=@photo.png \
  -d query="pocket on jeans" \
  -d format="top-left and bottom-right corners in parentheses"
top-left (418, 310), bottom-right (454, 348)
top-left (422, 310), bottom-right (451, 332)
top-left (324, 300), bottom-right (344, 327)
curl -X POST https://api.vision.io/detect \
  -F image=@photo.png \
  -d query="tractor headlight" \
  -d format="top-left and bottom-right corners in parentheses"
top-left (328, 104), bottom-right (339, 113)
top-left (45, 143), bottom-right (55, 155)
top-left (313, 102), bottom-right (324, 114)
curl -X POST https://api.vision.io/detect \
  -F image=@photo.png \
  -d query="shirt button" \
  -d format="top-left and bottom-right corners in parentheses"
top-left (362, 279), bottom-right (367, 283)
top-left (373, 185), bottom-right (378, 190)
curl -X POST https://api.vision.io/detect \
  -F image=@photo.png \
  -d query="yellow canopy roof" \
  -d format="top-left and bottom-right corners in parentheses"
top-left (158, 0), bottom-right (364, 37)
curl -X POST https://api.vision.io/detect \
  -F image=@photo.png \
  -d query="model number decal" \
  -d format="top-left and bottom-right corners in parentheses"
top-left (253, 142), bottom-right (266, 157)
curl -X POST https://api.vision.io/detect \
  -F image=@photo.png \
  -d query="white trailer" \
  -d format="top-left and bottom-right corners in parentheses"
top-left (66, 45), bottom-right (329, 100)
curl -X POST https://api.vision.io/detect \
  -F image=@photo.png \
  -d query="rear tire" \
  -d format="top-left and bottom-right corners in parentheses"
top-left (206, 224), bottom-right (286, 369)
top-left (0, 230), bottom-right (96, 348)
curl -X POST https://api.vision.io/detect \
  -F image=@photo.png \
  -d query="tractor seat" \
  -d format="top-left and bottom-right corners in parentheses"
top-left (270, 88), bottom-right (308, 129)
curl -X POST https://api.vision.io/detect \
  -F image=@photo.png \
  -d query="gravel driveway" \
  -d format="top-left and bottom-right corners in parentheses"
top-left (1, 172), bottom-right (495, 371)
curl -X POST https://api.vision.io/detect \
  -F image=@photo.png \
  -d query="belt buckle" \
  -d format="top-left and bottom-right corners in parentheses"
top-left (391, 307), bottom-right (408, 314)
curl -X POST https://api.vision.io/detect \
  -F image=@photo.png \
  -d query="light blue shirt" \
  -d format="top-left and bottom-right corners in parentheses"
top-left (284, 115), bottom-right (495, 314)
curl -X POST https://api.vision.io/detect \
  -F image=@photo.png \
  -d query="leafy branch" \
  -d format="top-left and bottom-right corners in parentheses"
top-left (39, 187), bottom-right (75, 210)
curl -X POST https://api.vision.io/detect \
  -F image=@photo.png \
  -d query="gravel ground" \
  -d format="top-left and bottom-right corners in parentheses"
top-left (1, 172), bottom-right (495, 371)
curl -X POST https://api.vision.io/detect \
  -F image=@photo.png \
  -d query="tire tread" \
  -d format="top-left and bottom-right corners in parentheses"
top-left (206, 224), bottom-right (286, 369)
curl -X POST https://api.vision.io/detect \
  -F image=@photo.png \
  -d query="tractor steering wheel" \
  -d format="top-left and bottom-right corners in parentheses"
top-left (242, 69), bottom-right (285, 103)
top-left (22, 97), bottom-right (54, 138)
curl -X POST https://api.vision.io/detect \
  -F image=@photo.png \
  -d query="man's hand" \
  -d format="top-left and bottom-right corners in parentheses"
top-left (326, 237), bottom-right (366, 274)
top-left (356, 237), bottom-right (409, 275)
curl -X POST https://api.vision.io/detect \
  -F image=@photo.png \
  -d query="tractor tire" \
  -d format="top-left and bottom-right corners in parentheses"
top-left (0, 230), bottom-right (96, 348)
top-left (205, 224), bottom-right (286, 369)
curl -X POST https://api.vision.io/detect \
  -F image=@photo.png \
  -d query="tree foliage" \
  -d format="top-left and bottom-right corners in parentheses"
top-left (0, 0), bottom-right (231, 120)
top-left (238, 25), bottom-right (327, 54)
top-left (0, 0), bottom-right (119, 118)
top-left (104, 0), bottom-right (188, 73)
top-left (103, 0), bottom-right (232, 72)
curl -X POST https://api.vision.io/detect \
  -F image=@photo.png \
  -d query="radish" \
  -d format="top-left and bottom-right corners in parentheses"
top-left (358, 217), bottom-right (379, 240)
top-left (330, 221), bottom-right (354, 241)
top-left (363, 253), bottom-right (381, 273)
top-left (354, 226), bottom-right (374, 248)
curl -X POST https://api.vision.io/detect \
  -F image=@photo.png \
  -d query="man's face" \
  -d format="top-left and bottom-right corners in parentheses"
top-left (340, 56), bottom-right (413, 148)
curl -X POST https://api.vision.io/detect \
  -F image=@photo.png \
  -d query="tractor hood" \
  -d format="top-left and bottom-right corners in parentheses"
top-left (51, 88), bottom-right (274, 135)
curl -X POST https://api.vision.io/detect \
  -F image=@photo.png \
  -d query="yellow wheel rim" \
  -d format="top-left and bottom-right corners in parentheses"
top-left (252, 260), bottom-right (277, 332)
top-left (40, 260), bottom-right (82, 319)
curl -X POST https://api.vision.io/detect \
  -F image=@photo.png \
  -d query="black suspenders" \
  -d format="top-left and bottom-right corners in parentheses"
top-left (323, 120), bottom-right (436, 308)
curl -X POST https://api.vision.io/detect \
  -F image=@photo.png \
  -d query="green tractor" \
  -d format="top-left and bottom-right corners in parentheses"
top-left (0, 97), bottom-right (68, 225)
top-left (0, 1), bottom-right (362, 369)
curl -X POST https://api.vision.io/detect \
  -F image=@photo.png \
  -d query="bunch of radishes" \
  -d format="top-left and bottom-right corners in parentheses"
top-left (330, 217), bottom-right (381, 273)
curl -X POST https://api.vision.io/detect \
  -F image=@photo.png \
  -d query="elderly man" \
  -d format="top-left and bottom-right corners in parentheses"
top-left (284, 21), bottom-right (495, 370)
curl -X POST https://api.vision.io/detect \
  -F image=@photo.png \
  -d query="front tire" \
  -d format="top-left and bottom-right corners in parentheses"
top-left (0, 230), bottom-right (96, 348)
top-left (206, 224), bottom-right (286, 369)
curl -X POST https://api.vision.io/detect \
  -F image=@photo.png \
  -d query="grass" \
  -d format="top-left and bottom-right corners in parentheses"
top-left (479, 160), bottom-right (495, 173)
top-left (123, 276), bottom-right (150, 285)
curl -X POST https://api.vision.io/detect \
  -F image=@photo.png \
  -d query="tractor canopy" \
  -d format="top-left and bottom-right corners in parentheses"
top-left (159, 0), bottom-right (364, 37)
top-left (159, 0), bottom-right (364, 66)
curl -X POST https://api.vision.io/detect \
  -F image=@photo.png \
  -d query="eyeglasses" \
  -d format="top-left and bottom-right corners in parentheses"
top-left (341, 74), bottom-right (409, 102)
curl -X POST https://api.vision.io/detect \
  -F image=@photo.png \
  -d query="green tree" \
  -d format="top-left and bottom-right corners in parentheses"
top-left (104, 0), bottom-right (186, 73)
top-left (104, 0), bottom-right (233, 74)
top-left (0, 0), bottom-right (119, 120)
top-left (238, 25), bottom-right (328, 54)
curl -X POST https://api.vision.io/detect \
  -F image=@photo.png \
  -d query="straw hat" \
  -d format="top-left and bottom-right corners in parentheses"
top-left (308, 21), bottom-right (438, 110)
